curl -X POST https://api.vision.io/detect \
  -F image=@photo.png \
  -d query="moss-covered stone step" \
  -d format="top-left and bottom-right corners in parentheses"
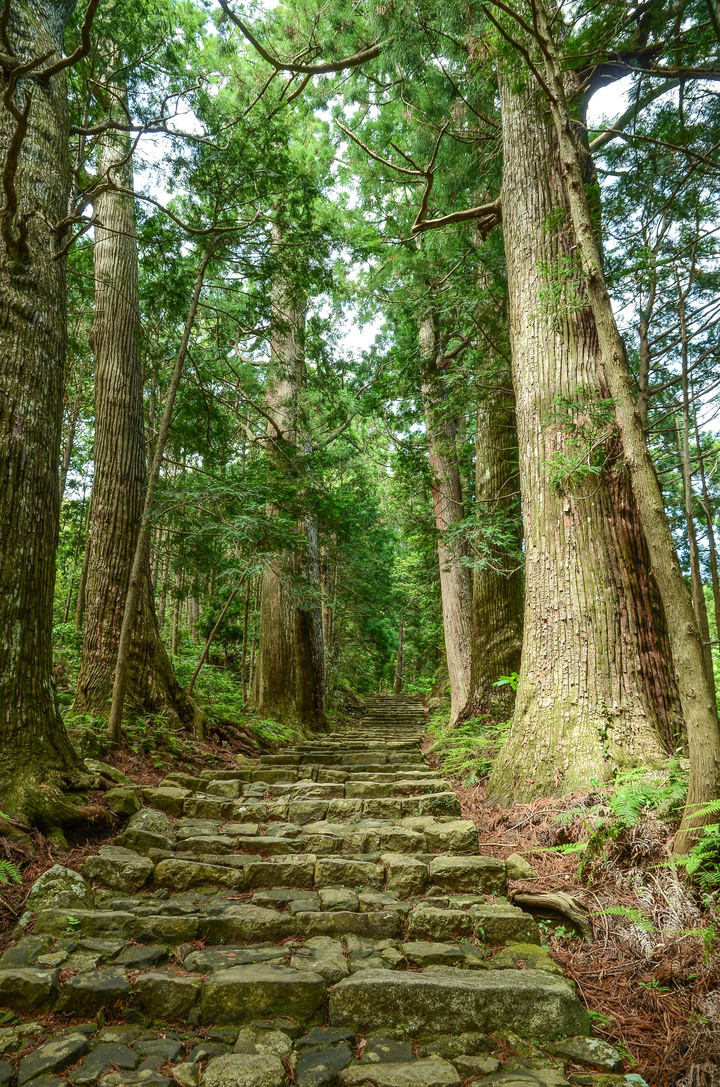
top-left (329, 968), bottom-right (590, 1041)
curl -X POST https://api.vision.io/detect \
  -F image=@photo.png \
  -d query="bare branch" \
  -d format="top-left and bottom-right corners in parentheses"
top-left (412, 197), bottom-right (501, 236)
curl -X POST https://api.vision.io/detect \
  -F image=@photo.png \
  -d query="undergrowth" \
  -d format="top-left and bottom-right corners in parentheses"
top-left (428, 707), bottom-right (512, 786)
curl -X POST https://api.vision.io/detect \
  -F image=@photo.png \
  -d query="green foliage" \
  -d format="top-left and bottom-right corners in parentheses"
top-left (0, 859), bottom-right (21, 887)
top-left (544, 387), bottom-right (617, 495)
top-left (595, 905), bottom-right (656, 933)
top-left (494, 672), bottom-right (519, 692)
top-left (671, 798), bottom-right (720, 890)
top-left (534, 253), bottom-right (588, 329)
top-left (428, 708), bottom-right (511, 786)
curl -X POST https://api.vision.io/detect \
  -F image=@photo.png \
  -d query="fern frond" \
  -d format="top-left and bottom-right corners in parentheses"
top-left (0, 859), bottom-right (22, 885)
top-left (595, 905), bottom-right (655, 932)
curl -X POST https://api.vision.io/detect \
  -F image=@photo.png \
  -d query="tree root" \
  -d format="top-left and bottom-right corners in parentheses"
top-left (1, 765), bottom-right (100, 837)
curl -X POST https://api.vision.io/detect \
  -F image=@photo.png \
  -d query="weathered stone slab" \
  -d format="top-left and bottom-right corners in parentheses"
top-left (315, 858), bottom-right (384, 891)
top-left (427, 856), bottom-right (507, 895)
top-left (339, 1059), bottom-right (460, 1087)
top-left (84, 847), bottom-right (154, 893)
top-left (201, 965), bottom-right (326, 1025)
top-left (329, 968), bottom-right (590, 1040)
top-left (0, 967), bottom-right (60, 1012)
top-left (424, 821), bottom-right (478, 855)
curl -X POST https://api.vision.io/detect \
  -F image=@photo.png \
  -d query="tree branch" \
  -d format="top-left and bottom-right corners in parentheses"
top-left (218, 0), bottom-right (387, 74)
top-left (38, 0), bottom-right (101, 79)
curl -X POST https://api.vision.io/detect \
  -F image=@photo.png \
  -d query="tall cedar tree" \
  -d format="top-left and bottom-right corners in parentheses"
top-left (0, 0), bottom-right (89, 828)
top-left (74, 62), bottom-right (203, 731)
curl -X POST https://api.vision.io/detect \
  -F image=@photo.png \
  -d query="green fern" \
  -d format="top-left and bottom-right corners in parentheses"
top-left (595, 905), bottom-right (656, 933)
top-left (0, 859), bottom-right (21, 886)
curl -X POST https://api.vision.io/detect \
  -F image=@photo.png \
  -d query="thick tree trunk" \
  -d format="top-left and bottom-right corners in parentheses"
top-left (468, 393), bottom-right (524, 717)
top-left (488, 65), bottom-right (681, 801)
top-left (530, 0), bottom-right (720, 851)
top-left (420, 312), bottom-right (473, 723)
top-left (0, 0), bottom-right (90, 827)
top-left (74, 72), bottom-right (200, 731)
top-left (250, 247), bottom-right (326, 729)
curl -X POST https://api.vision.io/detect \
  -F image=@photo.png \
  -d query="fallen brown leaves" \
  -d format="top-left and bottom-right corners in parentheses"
top-left (444, 769), bottom-right (720, 1087)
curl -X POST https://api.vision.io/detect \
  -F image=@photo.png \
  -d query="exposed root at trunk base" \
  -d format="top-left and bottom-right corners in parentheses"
top-left (1, 766), bottom-right (106, 838)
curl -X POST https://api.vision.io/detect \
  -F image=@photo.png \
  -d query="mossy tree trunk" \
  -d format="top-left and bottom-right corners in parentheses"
top-left (0, 0), bottom-right (91, 828)
top-left (488, 66), bottom-right (681, 802)
top-left (73, 66), bottom-right (201, 731)
top-left (527, 0), bottom-right (720, 850)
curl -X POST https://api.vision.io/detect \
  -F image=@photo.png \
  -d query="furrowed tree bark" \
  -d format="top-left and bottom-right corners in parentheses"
top-left (251, 233), bottom-right (326, 729)
top-left (106, 250), bottom-right (211, 744)
top-left (467, 390), bottom-right (524, 718)
top-left (0, 0), bottom-right (91, 829)
top-left (420, 311), bottom-right (473, 724)
top-left (74, 66), bottom-right (202, 734)
top-left (529, 0), bottom-right (720, 851)
top-left (487, 58), bottom-right (680, 801)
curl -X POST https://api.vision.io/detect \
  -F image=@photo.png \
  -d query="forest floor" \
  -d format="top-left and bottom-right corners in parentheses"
top-left (423, 738), bottom-right (720, 1086)
top-left (0, 711), bottom-right (717, 1086)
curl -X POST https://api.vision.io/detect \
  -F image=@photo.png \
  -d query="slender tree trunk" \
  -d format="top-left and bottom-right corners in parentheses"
top-left (467, 391), bottom-right (524, 717)
top-left (105, 250), bottom-right (211, 743)
top-left (676, 421), bottom-right (715, 700)
top-left (488, 61), bottom-right (680, 801)
top-left (420, 311), bottom-right (473, 723)
top-left (74, 492), bottom-right (93, 629)
top-left (189, 593), bottom-right (200, 644)
top-left (0, 0), bottom-right (89, 828)
top-left (241, 577), bottom-right (251, 704)
top-left (530, 0), bottom-right (720, 850)
top-left (677, 275), bottom-right (716, 698)
top-left (157, 550), bottom-right (170, 630)
top-left (250, 231), bottom-right (325, 729)
top-left (393, 620), bottom-right (405, 695)
top-left (249, 577), bottom-right (261, 691)
top-left (172, 590), bottom-right (181, 656)
top-left (695, 416), bottom-right (720, 653)
top-left (60, 396), bottom-right (80, 497)
top-left (74, 69), bottom-right (201, 734)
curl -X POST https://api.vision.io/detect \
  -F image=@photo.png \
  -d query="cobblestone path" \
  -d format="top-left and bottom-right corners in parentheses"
top-left (0, 696), bottom-right (634, 1087)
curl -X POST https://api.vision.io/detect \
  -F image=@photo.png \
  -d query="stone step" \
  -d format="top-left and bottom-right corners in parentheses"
top-left (32, 888), bottom-right (533, 947)
top-left (0, 704), bottom-right (635, 1087)
top-left (130, 790), bottom-right (463, 827)
top-left (117, 816), bottom-right (479, 857)
top-left (329, 968), bottom-right (589, 1040)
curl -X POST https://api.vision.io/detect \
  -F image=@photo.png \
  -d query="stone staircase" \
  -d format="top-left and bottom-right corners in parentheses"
top-left (0, 697), bottom-right (634, 1087)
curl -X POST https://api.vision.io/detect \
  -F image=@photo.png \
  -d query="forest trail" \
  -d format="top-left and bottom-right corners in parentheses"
top-left (0, 697), bottom-right (633, 1086)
